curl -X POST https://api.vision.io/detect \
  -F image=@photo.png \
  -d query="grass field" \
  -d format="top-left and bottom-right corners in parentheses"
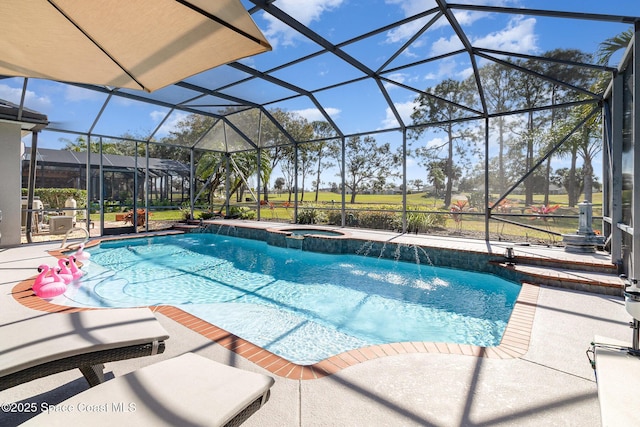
top-left (99, 190), bottom-right (601, 244)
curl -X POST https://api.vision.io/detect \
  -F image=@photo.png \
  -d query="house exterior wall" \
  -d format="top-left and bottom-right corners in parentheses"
top-left (0, 123), bottom-right (23, 247)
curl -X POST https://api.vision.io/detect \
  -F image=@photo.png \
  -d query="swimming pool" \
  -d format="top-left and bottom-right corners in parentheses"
top-left (58, 233), bottom-right (521, 364)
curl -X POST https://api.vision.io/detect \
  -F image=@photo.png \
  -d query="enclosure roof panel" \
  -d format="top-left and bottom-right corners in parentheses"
top-left (5, 0), bottom-right (637, 152)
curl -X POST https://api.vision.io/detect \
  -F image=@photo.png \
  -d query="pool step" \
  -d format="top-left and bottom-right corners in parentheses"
top-left (507, 252), bottom-right (618, 275)
top-left (498, 262), bottom-right (624, 296)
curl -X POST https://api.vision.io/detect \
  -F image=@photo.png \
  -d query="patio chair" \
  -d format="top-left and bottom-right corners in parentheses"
top-left (21, 352), bottom-right (275, 427)
top-left (0, 308), bottom-right (169, 391)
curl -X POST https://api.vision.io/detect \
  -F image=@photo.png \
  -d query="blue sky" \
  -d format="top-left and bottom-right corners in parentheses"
top-left (5, 0), bottom-right (639, 186)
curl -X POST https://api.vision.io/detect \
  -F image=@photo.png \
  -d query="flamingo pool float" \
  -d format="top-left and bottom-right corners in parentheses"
top-left (67, 255), bottom-right (84, 280)
top-left (75, 243), bottom-right (91, 264)
top-left (33, 264), bottom-right (55, 293)
top-left (56, 258), bottom-right (74, 284)
top-left (33, 266), bottom-right (67, 299)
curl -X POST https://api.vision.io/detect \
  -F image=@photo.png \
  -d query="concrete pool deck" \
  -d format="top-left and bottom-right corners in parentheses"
top-left (0, 227), bottom-right (633, 426)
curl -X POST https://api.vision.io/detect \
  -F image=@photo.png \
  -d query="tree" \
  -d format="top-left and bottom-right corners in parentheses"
top-left (409, 179), bottom-right (424, 192)
top-left (425, 160), bottom-right (446, 197)
top-left (259, 109), bottom-right (298, 202)
top-left (479, 63), bottom-right (516, 195)
top-left (273, 112), bottom-right (314, 201)
top-left (194, 151), bottom-right (225, 205)
top-left (297, 142), bottom-right (317, 202)
top-left (274, 177), bottom-right (285, 194)
top-left (553, 104), bottom-right (602, 205)
top-left (539, 49), bottom-right (596, 205)
top-left (311, 121), bottom-right (337, 202)
top-left (331, 135), bottom-right (400, 203)
top-left (510, 58), bottom-right (549, 205)
top-left (596, 28), bottom-right (633, 65)
top-left (554, 167), bottom-right (586, 202)
top-left (410, 78), bottom-right (478, 206)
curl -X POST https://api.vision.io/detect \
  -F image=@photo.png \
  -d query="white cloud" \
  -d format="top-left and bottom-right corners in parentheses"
top-left (425, 136), bottom-right (446, 149)
top-left (381, 99), bottom-right (416, 129)
top-left (472, 16), bottom-right (538, 54)
top-left (0, 83), bottom-right (52, 112)
top-left (261, 0), bottom-right (345, 48)
top-left (384, 0), bottom-right (517, 45)
top-left (383, 72), bottom-right (410, 90)
top-left (433, 59), bottom-right (459, 79)
top-left (150, 110), bottom-right (188, 136)
top-left (431, 35), bottom-right (464, 56)
top-left (64, 86), bottom-right (105, 102)
top-left (291, 107), bottom-right (340, 122)
top-left (458, 66), bottom-right (475, 79)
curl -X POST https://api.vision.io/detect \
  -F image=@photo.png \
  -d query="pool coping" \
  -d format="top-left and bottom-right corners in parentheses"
top-left (12, 233), bottom-right (539, 380)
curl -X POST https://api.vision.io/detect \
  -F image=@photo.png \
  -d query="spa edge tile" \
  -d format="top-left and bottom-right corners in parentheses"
top-left (423, 342), bottom-right (440, 353)
top-left (410, 341), bottom-right (429, 352)
top-left (312, 360), bottom-right (343, 376)
top-left (357, 346), bottom-right (380, 360)
top-left (378, 343), bottom-right (400, 356)
top-left (400, 341), bottom-right (420, 353)
top-left (326, 355), bottom-right (351, 369)
top-left (446, 343), bottom-right (464, 355)
top-left (348, 349), bottom-right (369, 363)
top-left (264, 358), bottom-right (291, 373)
top-left (370, 345), bottom-right (389, 358)
top-left (435, 342), bottom-right (449, 353)
top-left (390, 342), bottom-right (408, 354)
top-left (301, 367), bottom-right (317, 380)
top-left (285, 365), bottom-right (305, 380)
top-left (337, 352), bottom-right (360, 366)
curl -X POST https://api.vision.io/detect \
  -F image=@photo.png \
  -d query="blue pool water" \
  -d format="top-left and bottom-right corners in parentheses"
top-left (58, 233), bottom-right (521, 364)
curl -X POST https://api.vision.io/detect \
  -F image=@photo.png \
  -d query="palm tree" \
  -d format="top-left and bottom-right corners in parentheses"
top-left (596, 28), bottom-right (633, 65)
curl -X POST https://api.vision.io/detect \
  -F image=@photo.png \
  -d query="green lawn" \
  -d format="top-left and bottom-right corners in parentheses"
top-left (93, 191), bottom-right (602, 242)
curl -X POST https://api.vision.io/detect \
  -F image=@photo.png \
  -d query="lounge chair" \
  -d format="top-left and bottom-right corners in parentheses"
top-left (22, 352), bottom-right (275, 427)
top-left (0, 308), bottom-right (169, 391)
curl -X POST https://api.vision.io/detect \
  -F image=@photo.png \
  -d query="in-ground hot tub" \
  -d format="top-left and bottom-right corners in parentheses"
top-left (286, 228), bottom-right (345, 237)
top-left (265, 226), bottom-right (349, 253)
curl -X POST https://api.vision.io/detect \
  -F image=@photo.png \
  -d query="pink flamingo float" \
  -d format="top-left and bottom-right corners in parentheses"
top-left (66, 255), bottom-right (84, 280)
top-left (33, 265), bottom-right (67, 299)
top-left (33, 264), bottom-right (54, 294)
top-left (56, 258), bottom-right (74, 284)
top-left (75, 243), bottom-right (91, 264)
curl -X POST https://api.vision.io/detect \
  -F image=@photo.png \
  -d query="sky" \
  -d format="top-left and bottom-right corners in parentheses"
top-left (5, 0), bottom-right (639, 188)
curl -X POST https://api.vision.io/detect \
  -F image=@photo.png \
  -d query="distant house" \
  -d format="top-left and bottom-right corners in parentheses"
top-left (22, 147), bottom-right (190, 203)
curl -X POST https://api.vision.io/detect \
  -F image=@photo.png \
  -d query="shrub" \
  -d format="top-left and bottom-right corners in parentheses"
top-left (228, 205), bottom-right (256, 220)
top-left (406, 210), bottom-right (447, 233)
top-left (326, 209), bottom-right (345, 225)
top-left (180, 202), bottom-right (192, 221)
top-left (467, 192), bottom-right (485, 211)
top-left (198, 211), bottom-right (217, 220)
top-left (356, 210), bottom-right (401, 231)
top-left (297, 205), bottom-right (328, 224)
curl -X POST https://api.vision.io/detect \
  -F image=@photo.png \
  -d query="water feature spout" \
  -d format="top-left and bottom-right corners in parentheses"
top-left (504, 246), bottom-right (516, 266)
top-left (561, 201), bottom-right (604, 253)
top-left (286, 234), bottom-right (304, 250)
top-left (356, 241), bottom-right (374, 257)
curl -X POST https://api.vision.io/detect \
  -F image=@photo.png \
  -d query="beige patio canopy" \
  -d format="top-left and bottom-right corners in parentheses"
top-left (0, 0), bottom-right (271, 92)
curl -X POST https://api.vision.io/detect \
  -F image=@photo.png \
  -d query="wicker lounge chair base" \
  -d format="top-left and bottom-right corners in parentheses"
top-left (0, 308), bottom-right (169, 391)
top-left (22, 352), bottom-right (275, 427)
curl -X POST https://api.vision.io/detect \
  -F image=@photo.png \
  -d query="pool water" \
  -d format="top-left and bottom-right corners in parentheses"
top-left (59, 234), bottom-right (521, 364)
